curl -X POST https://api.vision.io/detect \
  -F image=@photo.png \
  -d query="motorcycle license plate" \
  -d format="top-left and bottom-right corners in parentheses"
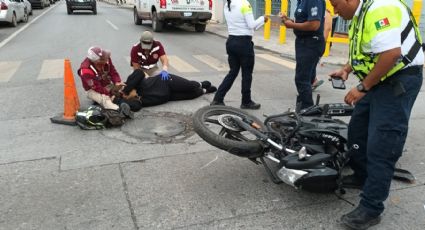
top-left (184, 12), bottom-right (192, 17)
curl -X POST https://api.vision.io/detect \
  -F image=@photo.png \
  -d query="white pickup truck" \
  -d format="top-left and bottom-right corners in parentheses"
top-left (133, 0), bottom-right (212, 32)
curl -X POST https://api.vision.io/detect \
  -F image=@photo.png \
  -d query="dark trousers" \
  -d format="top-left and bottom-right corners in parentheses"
top-left (295, 36), bottom-right (325, 110)
top-left (214, 35), bottom-right (255, 104)
top-left (348, 67), bottom-right (423, 216)
top-left (168, 74), bottom-right (204, 101)
top-left (121, 69), bottom-right (203, 108)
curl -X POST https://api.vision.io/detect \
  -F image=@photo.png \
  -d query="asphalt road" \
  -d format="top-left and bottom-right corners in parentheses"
top-left (0, 1), bottom-right (424, 229)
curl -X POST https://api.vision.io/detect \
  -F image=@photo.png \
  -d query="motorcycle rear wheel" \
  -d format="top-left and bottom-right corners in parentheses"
top-left (193, 105), bottom-right (266, 158)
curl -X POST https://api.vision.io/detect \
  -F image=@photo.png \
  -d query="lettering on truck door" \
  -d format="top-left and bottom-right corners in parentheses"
top-left (171, 0), bottom-right (204, 11)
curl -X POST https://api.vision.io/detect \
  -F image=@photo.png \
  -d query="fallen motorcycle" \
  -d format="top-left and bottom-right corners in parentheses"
top-left (192, 100), bottom-right (414, 193)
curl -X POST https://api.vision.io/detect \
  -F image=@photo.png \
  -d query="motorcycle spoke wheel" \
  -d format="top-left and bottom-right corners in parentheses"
top-left (193, 106), bottom-right (266, 158)
top-left (201, 113), bottom-right (257, 141)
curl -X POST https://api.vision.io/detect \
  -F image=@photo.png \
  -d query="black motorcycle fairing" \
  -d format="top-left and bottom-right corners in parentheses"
top-left (297, 128), bottom-right (347, 147)
top-left (282, 153), bottom-right (332, 170)
top-left (294, 167), bottom-right (339, 193)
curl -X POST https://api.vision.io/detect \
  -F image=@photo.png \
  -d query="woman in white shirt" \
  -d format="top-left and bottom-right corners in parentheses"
top-left (211, 0), bottom-right (268, 110)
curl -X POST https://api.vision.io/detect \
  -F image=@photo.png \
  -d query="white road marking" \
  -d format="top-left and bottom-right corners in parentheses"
top-left (256, 54), bottom-right (296, 70)
top-left (200, 155), bottom-right (219, 169)
top-left (193, 54), bottom-right (228, 72)
top-left (0, 61), bottom-right (21, 82)
top-left (0, 3), bottom-right (58, 50)
top-left (105, 20), bottom-right (119, 30)
top-left (168, 55), bottom-right (199, 72)
top-left (254, 61), bottom-right (274, 71)
top-left (37, 59), bottom-right (64, 79)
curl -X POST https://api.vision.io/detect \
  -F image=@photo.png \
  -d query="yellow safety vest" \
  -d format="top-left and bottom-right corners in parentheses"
top-left (349, 0), bottom-right (423, 81)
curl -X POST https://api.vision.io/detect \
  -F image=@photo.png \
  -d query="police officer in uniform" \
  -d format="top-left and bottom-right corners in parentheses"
top-left (280, 0), bottom-right (326, 111)
top-left (210, 0), bottom-right (268, 109)
top-left (329, 0), bottom-right (424, 229)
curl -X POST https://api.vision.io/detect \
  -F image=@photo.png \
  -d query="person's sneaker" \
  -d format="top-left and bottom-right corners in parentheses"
top-left (342, 175), bottom-right (365, 190)
top-left (312, 79), bottom-right (324, 91)
top-left (119, 103), bottom-right (134, 119)
top-left (201, 81), bottom-right (212, 89)
top-left (210, 100), bottom-right (225, 106)
top-left (205, 86), bottom-right (217, 93)
top-left (240, 101), bottom-right (261, 110)
top-left (341, 206), bottom-right (381, 230)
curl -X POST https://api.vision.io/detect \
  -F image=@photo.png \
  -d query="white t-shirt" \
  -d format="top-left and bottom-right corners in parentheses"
top-left (224, 0), bottom-right (265, 36)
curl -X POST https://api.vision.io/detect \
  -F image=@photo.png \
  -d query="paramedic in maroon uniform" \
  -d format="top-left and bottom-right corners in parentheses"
top-left (78, 46), bottom-right (132, 117)
top-left (130, 30), bottom-right (169, 79)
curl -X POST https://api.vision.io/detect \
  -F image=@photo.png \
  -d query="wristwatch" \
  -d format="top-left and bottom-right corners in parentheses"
top-left (356, 83), bottom-right (368, 93)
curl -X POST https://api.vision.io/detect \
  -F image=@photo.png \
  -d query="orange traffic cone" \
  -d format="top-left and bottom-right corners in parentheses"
top-left (50, 59), bottom-right (80, 126)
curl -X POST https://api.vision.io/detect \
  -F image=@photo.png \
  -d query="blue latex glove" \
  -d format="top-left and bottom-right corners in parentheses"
top-left (160, 70), bottom-right (170, 81)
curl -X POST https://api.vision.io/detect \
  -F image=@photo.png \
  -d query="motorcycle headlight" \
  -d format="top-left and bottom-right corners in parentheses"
top-left (277, 166), bottom-right (308, 187)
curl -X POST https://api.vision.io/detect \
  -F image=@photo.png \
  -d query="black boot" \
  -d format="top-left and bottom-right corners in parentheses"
top-left (119, 103), bottom-right (134, 119)
top-left (240, 101), bottom-right (261, 110)
top-left (210, 100), bottom-right (225, 106)
top-left (342, 175), bottom-right (365, 190)
top-left (201, 81), bottom-right (211, 89)
top-left (205, 86), bottom-right (217, 93)
top-left (341, 206), bottom-right (381, 230)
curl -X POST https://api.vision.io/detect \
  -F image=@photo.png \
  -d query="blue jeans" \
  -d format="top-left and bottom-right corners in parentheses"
top-left (295, 36), bottom-right (325, 109)
top-left (213, 35), bottom-right (255, 104)
top-left (348, 66), bottom-right (423, 216)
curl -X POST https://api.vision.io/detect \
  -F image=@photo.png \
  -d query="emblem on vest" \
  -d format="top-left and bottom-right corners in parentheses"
top-left (311, 7), bottom-right (318, 17)
top-left (375, 18), bottom-right (390, 30)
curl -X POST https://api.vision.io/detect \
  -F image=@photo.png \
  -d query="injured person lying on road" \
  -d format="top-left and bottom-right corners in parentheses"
top-left (115, 69), bottom-right (217, 112)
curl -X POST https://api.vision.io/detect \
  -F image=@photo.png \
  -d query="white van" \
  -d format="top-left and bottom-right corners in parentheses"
top-left (133, 0), bottom-right (212, 32)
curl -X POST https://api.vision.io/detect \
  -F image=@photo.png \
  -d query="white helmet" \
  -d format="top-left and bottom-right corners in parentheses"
top-left (87, 46), bottom-right (110, 62)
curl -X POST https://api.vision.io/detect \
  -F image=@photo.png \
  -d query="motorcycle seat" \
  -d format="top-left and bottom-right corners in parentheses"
top-left (283, 153), bottom-right (332, 170)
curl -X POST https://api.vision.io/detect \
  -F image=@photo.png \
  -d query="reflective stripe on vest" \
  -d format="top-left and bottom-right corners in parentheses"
top-left (349, 0), bottom-right (423, 81)
top-left (80, 68), bottom-right (95, 76)
top-left (141, 64), bottom-right (157, 69)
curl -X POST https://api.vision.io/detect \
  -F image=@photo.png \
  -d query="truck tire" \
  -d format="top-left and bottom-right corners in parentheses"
top-left (134, 8), bottom-right (142, 25)
top-left (195, 23), bottom-right (206, 32)
top-left (152, 11), bottom-right (163, 32)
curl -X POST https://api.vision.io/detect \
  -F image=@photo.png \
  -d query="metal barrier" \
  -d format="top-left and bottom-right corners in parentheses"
top-left (260, 0), bottom-right (423, 57)
top-left (413, 0), bottom-right (422, 24)
top-left (263, 0), bottom-right (288, 43)
top-left (323, 0), bottom-right (348, 57)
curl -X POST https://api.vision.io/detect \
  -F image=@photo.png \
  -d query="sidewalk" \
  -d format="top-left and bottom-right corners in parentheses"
top-left (205, 22), bottom-right (349, 66)
top-left (106, 1), bottom-right (349, 66)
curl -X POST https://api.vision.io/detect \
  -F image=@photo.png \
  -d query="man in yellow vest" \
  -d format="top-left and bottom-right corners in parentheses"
top-left (329, 0), bottom-right (423, 229)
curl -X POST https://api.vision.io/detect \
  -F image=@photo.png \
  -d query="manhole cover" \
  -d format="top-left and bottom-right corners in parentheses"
top-left (118, 111), bottom-right (194, 144)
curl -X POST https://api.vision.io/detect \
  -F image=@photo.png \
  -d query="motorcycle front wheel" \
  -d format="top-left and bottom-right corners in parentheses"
top-left (192, 105), bottom-right (266, 158)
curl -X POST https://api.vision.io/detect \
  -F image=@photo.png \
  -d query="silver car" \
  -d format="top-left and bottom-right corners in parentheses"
top-left (0, 0), bottom-right (28, 27)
